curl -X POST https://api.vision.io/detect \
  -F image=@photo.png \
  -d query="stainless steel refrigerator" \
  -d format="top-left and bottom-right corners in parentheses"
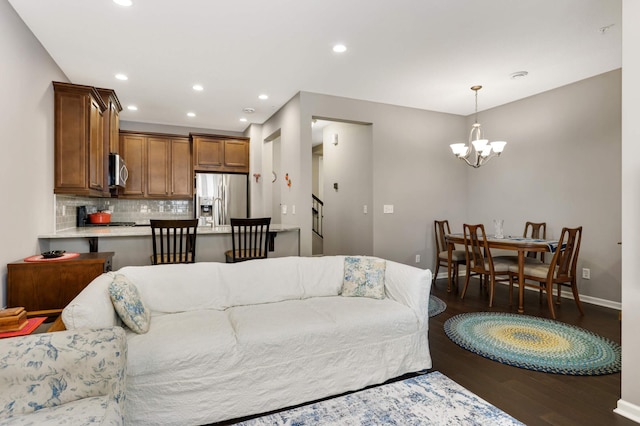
top-left (195, 173), bottom-right (248, 226)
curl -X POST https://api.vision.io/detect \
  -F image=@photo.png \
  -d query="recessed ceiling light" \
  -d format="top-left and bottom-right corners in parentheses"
top-left (333, 44), bottom-right (347, 53)
top-left (258, 94), bottom-right (269, 100)
top-left (127, 105), bottom-right (138, 111)
top-left (240, 118), bottom-right (248, 122)
top-left (187, 112), bottom-right (196, 117)
top-left (510, 71), bottom-right (529, 80)
top-left (115, 73), bottom-right (128, 81)
top-left (193, 84), bottom-right (204, 91)
top-left (113, 0), bottom-right (133, 6)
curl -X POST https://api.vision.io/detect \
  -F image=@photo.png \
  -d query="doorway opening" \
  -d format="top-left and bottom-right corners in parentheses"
top-left (311, 118), bottom-right (373, 256)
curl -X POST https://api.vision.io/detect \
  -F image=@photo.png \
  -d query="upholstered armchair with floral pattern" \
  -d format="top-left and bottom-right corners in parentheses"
top-left (0, 327), bottom-right (127, 425)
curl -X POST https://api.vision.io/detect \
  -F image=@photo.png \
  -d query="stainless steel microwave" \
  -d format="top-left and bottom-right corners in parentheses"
top-left (109, 153), bottom-right (128, 188)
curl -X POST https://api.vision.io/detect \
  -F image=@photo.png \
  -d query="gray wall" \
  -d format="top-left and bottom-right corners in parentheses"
top-left (322, 122), bottom-right (373, 256)
top-left (0, 1), bottom-right (68, 308)
top-left (253, 92), bottom-right (468, 265)
top-left (465, 70), bottom-right (622, 306)
top-left (252, 71), bottom-right (621, 307)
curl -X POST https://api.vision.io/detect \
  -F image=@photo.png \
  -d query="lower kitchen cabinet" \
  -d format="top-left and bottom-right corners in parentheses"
top-left (7, 252), bottom-right (114, 317)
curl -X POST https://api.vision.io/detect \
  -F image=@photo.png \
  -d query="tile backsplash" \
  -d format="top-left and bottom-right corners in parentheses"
top-left (56, 195), bottom-right (193, 231)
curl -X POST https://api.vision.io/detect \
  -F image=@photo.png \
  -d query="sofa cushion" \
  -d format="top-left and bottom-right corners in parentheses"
top-left (297, 256), bottom-right (345, 298)
top-left (341, 256), bottom-right (386, 299)
top-left (109, 274), bottom-right (150, 334)
top-left (125, 309), bottom-right (238, 378)
top-left (62, 273), bottom-right (120, 331)
top-left (227, 297), bottom-right (419, 368)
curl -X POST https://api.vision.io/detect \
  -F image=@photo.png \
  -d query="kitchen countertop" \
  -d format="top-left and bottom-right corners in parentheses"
top-left (39, 224), bottom-right (300, 239)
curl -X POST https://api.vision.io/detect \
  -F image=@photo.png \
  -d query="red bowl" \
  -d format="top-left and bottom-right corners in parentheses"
top-left (88, 212), bottom-right (111, 224)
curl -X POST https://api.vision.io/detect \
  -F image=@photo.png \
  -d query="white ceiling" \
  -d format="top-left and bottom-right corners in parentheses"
top-left (8, 0), bottom-right (621, 133)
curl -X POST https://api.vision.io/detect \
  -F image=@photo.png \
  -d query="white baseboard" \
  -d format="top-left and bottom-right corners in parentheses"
top-left (614, 399), bottom-right (640, 423)
top-left (435, 271), bottom-right (621, 311)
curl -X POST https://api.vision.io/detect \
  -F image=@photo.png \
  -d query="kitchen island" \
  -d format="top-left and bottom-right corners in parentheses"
top-left (39, 224), bottom-right (300, 271)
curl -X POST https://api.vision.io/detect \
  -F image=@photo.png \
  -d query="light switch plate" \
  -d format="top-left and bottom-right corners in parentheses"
top-left (383, 205), bottom-right (394, 214)
top-left (282, 205), bottom-right (287, 215)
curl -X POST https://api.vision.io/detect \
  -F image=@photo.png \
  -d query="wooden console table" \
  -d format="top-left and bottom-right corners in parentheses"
top-left (7, 252), bottom-right (113, 318)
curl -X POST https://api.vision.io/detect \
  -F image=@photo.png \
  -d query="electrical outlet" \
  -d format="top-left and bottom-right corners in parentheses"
top-left (415, 254), bottom-right (421, 263)
top-left (363, 205), bottom-right (368, 214)
top-left (292, 205), bottom-right (296, 215)
top-left (582, 268), bottom-right (591, 279)
top-left (281, 204), bottom-right (287, 215)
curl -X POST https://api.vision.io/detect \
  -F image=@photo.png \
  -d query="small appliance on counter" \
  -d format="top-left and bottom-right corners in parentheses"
top-left (76, 206), bottom-right (135, 227)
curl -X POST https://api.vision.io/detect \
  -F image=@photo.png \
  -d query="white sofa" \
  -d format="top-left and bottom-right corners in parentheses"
top-left (61, 255), bottom-right (432, 426)
top-left (0, 327), bottom-right (126, 425)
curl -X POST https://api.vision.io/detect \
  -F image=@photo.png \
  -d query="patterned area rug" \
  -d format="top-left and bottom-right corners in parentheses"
top-left (428, 295), bottom-right (446, 317)
top-left (236, 371), bottom-right (523, 425)
top-left (444, 312), bottom-right (621, 375)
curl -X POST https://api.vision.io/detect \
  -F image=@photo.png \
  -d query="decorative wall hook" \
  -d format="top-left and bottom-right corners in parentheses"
top-left (253, 173), bottom-right (261, 183)
top-left (285, 173), bottom-right (292, 188)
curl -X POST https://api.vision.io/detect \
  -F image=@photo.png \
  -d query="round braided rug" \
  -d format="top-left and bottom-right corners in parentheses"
top-left (444, 312), bottom-right (621, 375)
top-left (428, 295), bottom-right (447, 317)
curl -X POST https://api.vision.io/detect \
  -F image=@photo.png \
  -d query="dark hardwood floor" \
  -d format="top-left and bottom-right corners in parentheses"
top-left (429, 277), bottom-right (631, 426)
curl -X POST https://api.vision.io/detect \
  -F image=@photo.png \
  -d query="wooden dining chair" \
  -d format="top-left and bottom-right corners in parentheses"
top-left (524, 221), bottom-right (547, 262)
top-left (433, 220), bottom-right (466, 290)
top-left (150, 219), bottom-right (198, 265)
top-left (225, 217), bottom-right (271, 263)
top-left (460, 223), bottom-right (515, 308)
top-left (509, 226), bottom-right (583, 319)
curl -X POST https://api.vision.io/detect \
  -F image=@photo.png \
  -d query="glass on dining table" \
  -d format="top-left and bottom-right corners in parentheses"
top-left (493, 219), bottom-right (504, 239)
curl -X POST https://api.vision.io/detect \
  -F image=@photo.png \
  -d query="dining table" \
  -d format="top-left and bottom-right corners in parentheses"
top-left (445, 233), bottom-right (561, 314)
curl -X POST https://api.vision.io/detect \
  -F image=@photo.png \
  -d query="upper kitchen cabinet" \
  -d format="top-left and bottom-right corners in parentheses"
top-left (53, 82), bottom-right (108, 197)
top-left (95, 88), bottom-right (122, 155)
top-left (191, 134), bottom-right (249, 173)
top-left (120, 131), bottom-right (192, 199)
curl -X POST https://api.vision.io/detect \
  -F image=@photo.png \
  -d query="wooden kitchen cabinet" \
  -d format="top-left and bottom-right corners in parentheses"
top-left (120, 133), bottom-right (146, 197)
top-left (119, 131), bottom-right (192, 199)
top-left (96, 87), bottom-right (122, 155)
top-left (171, 137), bottom-right (193, 197)
top-left (147, 137), bottom-right (171, 197)
top-left (7, 252), bottom-right (114, 317)
top-left (191, 134), bottom-right (249, 173)
top-left (53, 82), bottom-right (108, 197)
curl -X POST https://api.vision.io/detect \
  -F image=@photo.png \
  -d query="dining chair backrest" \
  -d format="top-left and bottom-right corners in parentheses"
top-left (524, 221), bottom-right (547, 261)
top-left (150, 219), bottom-right (198, 265)
top-left (434, 220), bottom-right (452, 255)
top-left (227, 217), bottom-right (271, 263)
top-left (463, 223), bottom-right (493, 275)
top-left (548, 226), bottom-right (582, 282)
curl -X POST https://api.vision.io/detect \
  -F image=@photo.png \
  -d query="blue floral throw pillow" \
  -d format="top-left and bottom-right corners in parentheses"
top-left (109, 273), bottom-right (150, 334)
top-left (342, 256), bottom-right (386, 299)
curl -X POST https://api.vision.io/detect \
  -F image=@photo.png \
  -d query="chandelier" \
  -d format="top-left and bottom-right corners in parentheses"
top-left (450, 85), bottom-right (506, 168)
